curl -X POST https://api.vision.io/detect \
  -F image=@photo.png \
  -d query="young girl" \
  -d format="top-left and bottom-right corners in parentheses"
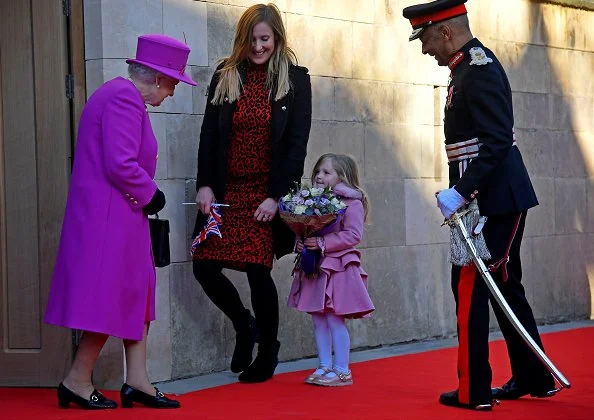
top-left (287, 153), bottom-right (374, 387)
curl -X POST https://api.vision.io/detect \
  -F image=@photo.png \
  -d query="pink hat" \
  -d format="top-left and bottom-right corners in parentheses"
top-left (126, 34), bottom-right (197, 86)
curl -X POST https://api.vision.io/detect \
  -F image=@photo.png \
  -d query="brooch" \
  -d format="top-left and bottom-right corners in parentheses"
top-left (469, 47), bottom-right (493, 66)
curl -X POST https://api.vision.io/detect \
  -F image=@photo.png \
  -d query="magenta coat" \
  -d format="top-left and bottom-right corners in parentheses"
top-left (44, 77), bottom-right (159, 341)
top-left (287, 183), bottom-right (375, 319)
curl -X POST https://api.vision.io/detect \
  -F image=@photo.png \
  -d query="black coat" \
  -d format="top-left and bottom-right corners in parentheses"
top-left (194, 61), bottom-right (312, 259)
top-left (446, 38), bottom-right (538, 216)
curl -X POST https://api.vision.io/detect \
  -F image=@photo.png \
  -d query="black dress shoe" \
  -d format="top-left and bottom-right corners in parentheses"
top-left (120, 383), bottom-right (180, 408)
top-left (439, 390), bottom-right (494, 411)
top-left (491, 377), bottom-right (561, 400)
top-left (231, 314), bottom-right (258, 373)
top-left (238, 340), bottom-right (280, 383)
top-left (57, 383), bottom-right (117, 409)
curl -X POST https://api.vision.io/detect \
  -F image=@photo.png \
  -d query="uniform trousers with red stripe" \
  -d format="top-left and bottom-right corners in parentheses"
top-left (451, 211), bottom-right (555, 405)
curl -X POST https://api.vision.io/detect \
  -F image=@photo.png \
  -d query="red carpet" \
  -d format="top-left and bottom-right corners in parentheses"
top-left (2, 327), bottom-right (593, 419)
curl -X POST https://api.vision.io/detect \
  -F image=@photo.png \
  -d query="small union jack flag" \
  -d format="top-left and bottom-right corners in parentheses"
top-left (190, 206), bottom-right (223, 255)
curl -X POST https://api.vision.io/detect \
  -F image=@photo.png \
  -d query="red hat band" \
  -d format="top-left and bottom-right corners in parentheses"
top-left (410, 4), bottom-right (467, 28)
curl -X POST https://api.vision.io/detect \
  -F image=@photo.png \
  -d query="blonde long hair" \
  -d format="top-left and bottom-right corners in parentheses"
top-left (311, 153), bottom-right (370, 222)
top-left (212, 3), bottom-right (297, 105)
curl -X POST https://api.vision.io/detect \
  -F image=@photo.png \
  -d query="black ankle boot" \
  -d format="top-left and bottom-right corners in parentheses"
top-left (231, 312), bottom-right (259, 373)
top-left (238, 340), bottom-right (280, 383)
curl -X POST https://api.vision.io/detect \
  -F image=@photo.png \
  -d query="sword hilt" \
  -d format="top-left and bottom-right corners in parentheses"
top-left (441, 208), bottom-right (471, 227)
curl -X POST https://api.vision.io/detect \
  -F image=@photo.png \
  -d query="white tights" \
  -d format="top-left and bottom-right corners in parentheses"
top-left (312, 312), bottom-right (350, 375)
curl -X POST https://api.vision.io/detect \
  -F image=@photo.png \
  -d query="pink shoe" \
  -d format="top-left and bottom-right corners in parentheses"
top-left (312, 369), bottom-right (353, 387)
top-left (304, 367), bottom-right (331, 384)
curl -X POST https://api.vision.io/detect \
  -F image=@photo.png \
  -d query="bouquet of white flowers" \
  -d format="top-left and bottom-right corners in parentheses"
top-left (279, 185), bottom-right (347, 274)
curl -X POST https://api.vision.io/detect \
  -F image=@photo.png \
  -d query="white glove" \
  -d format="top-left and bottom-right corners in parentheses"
top-left (436, 187), bottom-right (467, 219)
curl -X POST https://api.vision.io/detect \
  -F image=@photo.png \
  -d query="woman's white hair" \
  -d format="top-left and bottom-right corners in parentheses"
top-left (128, 63), bottom-right (159, 84)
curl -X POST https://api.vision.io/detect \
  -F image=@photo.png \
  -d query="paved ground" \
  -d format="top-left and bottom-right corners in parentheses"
top-left (158, 319), bottom-right (594, 395)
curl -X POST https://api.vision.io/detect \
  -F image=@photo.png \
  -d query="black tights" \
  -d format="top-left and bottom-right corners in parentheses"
top-left (193, 260), bottom-right (279, 344)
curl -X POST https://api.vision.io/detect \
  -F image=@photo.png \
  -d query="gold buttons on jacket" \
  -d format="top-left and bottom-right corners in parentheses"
top-left (125, 193), bottom-right (138, 205)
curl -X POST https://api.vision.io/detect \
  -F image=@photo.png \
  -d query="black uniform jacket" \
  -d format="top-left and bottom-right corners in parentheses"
top-left (446, 38), bottom-right (538, 216)
top-left (194, 60), bottom-right (312, 259)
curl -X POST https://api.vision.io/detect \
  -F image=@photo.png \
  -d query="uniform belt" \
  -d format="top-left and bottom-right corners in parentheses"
top-left (446, 138), bottom-right (517, 163)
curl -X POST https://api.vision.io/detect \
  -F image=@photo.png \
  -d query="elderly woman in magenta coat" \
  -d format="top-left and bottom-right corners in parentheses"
top-left (44, 34), bottom-right (196, 410)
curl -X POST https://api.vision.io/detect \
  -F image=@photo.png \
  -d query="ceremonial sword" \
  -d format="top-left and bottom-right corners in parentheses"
top-left (446, 210), bottom-right (571, 390)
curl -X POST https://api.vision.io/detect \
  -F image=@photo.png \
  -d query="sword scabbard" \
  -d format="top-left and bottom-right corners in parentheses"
top-left (447, 212), bottom-right (571, 389)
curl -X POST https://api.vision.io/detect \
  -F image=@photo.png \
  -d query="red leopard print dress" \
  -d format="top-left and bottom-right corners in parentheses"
top-left (193, 65), bottom-right (273, 270)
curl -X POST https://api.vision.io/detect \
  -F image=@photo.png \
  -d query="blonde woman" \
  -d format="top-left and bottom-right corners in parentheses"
top-left (192, 3), bottom-right (312, 383)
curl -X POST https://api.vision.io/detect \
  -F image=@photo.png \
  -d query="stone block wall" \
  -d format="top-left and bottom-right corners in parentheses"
top-left (82, 0), bottom-right (594, 385)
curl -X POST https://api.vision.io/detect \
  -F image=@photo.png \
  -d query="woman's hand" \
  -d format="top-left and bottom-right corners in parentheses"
top-left (255, 198), bottom-right (279, 222)
top-left (196, 186), bottom-right (215, 215)
top-left (295, 239), bottom-right (304, 253)
top-left (304, 237), bottom-right (320, 250)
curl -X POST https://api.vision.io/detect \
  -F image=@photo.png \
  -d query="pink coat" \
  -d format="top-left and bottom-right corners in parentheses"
top-left (44, 77), bottom-right (158, 341)
top-left (287, 183), bottom-right (375, 318)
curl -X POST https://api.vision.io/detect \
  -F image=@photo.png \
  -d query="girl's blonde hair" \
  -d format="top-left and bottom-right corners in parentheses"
top-left (311, 153), bottom-right (370, 222)
top-left (212, 3), bottom-right (297, 105)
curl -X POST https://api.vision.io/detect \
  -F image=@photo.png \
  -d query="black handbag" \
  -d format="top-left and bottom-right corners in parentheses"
top-left (149, 214), bottom-right (170, 268)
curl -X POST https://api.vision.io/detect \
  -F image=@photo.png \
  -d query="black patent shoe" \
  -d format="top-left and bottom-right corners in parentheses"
top-left (231, 314), bottom-right (258, 373)
top-left (120, 383), bottom-right (180, 409)
top-left (439, 390), bottom-right (496, 411)
top-left (57, 383), bottom-right (117, 409)
top-left (238, 340), bottom-right (280, 383)
top-left (491, 377), bottom-right (561, 400)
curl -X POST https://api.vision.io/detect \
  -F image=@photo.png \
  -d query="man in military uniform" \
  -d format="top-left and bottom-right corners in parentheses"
top-left (402, 0), bottom-right (560, 411)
